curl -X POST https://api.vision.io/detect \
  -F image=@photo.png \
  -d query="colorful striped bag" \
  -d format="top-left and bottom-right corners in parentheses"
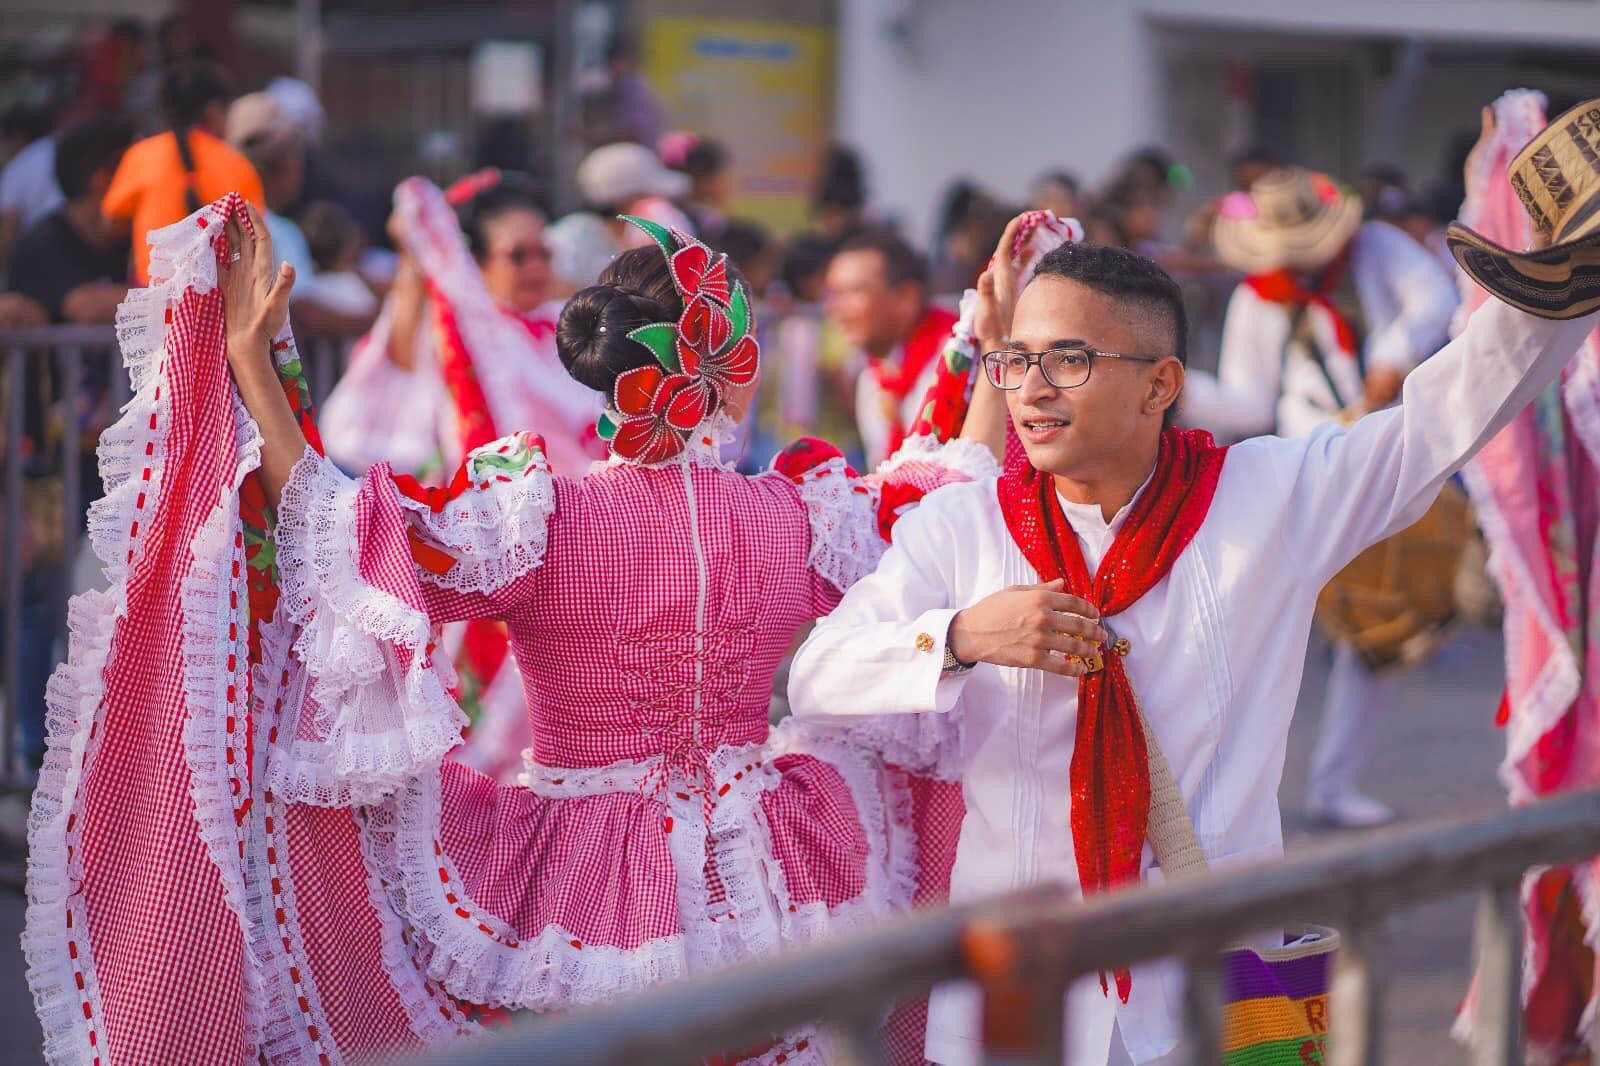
top-left (1141, 710), bottom-right (1338, 1065)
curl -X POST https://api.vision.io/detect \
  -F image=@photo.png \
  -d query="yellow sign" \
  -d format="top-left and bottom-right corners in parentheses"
top-left (643, 17), bottom-right (834, 234)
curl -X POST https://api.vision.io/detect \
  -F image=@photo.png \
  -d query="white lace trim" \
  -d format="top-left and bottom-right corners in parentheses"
top-left (395, 432), bottom-right (556, 596)
top-left (179, 454), bottom-right (271, 1056)
top-left (515, 741), bottom-right (769, 800)
top-left (878, 434), bottom-right (1001, 483)
top-left (360, 733), bottom-right (920, 1017)
top-left (271, 448), bottom-right (468, 806)
top-left (792, 457), bottom-right (886, 594)
top-left (24, 204), bottom-right (242, 1066)
top-left (24, 591), bottom-right (116, 1066)
top-left (361, 772), bottom-right (691, 1011)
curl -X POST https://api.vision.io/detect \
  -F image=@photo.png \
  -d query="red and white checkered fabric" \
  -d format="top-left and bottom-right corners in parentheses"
top-left (27, 191), bottom-right (989, 1064)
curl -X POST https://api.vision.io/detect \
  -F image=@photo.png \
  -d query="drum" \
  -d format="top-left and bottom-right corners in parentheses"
top-left (1314, 482), bottom-right (1474, 669)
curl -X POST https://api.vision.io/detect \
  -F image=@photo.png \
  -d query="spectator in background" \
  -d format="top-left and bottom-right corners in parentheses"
top-left (7, 113), bottom-right (133, 324)
top-left (545, 210), bottom-right (619, 300)
top-left (814, 143), bottom-right (868, 239)
top-left (293, 199), bottom-right (379, 328)
top-left (102, 61), bottom-right (263, 283)
top-left (777, 231), bottom-right (835, 305)
top-left (931, 180), bottom-right (1013, 292)
top-left (1229, 143), bottom-right (1286, 192)
top-left (1030, 169), bottom-right (1084, 221)
top-left (661, 132), bottom-right (733, 236)
top-left (574, 141), bottom-right (695, 249)
top-left (823, 227), bottom-right (956, 466)
top-left (226, 92), bottom-right (314, 280)
top-left (597, 34), bottom-right (665, 150)
top-left (708, 218), bottom-right (773, 297)
top-left (0, 105), bottom-right (63, 280)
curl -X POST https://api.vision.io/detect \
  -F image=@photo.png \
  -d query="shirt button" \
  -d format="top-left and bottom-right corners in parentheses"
top-left (915, 632), bottom-right (935, 653)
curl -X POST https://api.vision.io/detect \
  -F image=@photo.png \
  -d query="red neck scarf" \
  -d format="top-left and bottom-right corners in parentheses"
top-left (869, 305), bottom-right (958, 454)
top-left (996, 428), bottom-right (1228, 1001)
top-left (1243, 244), bottom-right (1359, 357)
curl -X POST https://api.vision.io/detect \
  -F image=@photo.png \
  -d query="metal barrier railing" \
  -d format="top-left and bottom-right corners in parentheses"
top-left (0, 326), bottom-right (354, 789)
top-left (402, 788), bottom-right (1600, 1066)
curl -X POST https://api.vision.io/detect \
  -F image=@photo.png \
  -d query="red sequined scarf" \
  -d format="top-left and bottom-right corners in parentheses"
top-left (996, 427), bottom-right (1227, 1001)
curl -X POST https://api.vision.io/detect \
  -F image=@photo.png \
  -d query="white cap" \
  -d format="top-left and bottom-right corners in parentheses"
top-left (265, 77), bottom-right (325, 144)
top-left (576, 142), bottom-right (690, 208)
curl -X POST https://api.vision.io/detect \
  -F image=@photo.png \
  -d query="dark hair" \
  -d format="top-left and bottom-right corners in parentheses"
top-left (301, 200), bottom-right (362, 272)
top-left (1031, 242), bottom-right (1188, 426)
top-left (682, 138), bottom-right (727, 180)
top-left (815, 144), bottom-right (866, 212)
top-left (1030, 242), bottom-right (1188, 367)
top-left (53, 114), bottom-right (134, 200)
top-left (605, 34), bottom-right (636, 65)
top-left (1034, 170), bottom-right (1081, 196)
top-left (709, 219), bottom-right (770, 272)
top-left (831, 226), bottom-right (928, 289)
top-left (779, 232), bottom-right (836, 302)
top-left (3, 104), bottom-right (53, 143)
top-left (1227, 143), bottom-right (1285, 176)
top-left (557, 245), bottom-right (746, 396)
top-left (454, 172), bottom-right (548, 259)
top-left (160, 61), bottom-right (233, 129)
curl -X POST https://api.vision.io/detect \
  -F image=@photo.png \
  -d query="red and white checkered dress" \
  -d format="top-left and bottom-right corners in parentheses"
top-left (26, 195), bottom-right (992, 1065)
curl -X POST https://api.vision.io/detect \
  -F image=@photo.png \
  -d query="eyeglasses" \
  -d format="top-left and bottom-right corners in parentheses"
top-left (492, 243), bottom-right (553, 267)
top-left (981, 345), bottom-right (1163, 391)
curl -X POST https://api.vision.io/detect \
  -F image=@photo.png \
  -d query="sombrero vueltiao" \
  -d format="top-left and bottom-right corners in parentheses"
top-left (1447, 98), bottom-right (1600, 320)
top-left (1212, 168), bottom-right (1364, 275)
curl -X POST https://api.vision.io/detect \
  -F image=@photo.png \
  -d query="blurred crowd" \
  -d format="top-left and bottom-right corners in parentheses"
top-left (0, 12), bottom-right (1490, 784)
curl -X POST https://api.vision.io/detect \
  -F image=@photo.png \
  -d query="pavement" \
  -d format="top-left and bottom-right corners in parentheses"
top-left (0, 623), bottom-right (1521, 1064)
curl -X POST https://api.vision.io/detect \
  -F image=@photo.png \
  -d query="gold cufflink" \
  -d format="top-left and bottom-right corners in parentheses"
top-left (915, 632), bottom-right (935, 653)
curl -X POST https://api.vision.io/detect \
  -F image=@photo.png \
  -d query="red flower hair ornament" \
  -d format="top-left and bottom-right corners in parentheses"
top-left (596, 215), bottom-right (760, 463)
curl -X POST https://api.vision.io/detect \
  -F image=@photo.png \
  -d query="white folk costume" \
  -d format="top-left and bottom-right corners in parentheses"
top-left (1181, 169), bottom-right (1460, 826)
top-left (25, 202), bottom-right (997, 1065)
top-left (855, 304), bottom-right (960, 468)
top-left (318, 173), bottom-right (608, 781)
top-left (791, 289), bottom-right (1597, 1062)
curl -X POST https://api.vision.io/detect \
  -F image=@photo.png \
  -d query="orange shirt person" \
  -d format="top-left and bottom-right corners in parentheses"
top-left (103, 62), bottom-right (263, 283)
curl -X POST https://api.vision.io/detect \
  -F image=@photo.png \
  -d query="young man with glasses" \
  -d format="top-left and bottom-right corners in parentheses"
top-left (788, 215), bottom-right (1597, 1064)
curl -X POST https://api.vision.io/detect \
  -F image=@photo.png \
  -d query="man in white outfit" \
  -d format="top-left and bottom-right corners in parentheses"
top-left (788, 129), bottom-right (1598, 1063)
top-left (1182, 166), bottom-right (1461, 828)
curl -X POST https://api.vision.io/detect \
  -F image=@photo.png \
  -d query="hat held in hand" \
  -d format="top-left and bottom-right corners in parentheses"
top-left (1447, 98), bottom-right (1600, 320)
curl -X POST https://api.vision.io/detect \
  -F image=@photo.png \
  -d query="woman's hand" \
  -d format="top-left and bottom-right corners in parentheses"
top-left (223, 204), bottom-right (295, 370)
top-left (221, 203), bottom-right (308, 507)
top-left (973, 214), bottom-right (1030, 351)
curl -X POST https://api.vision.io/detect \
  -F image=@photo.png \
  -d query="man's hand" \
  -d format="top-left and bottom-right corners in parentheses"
top-left (948, 578), bottom-right (1106, 678)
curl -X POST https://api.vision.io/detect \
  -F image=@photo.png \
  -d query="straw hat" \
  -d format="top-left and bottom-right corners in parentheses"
top-left (1212, 168), bottom-right (1363, 275)
top-left (1446, 98), bottom-right (1600, 320)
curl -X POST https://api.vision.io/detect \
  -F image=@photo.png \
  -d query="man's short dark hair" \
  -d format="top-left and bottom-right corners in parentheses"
top-left (54, 114), bottom-right (134, 200)
top-left (1029, 242), bottom-right (1188, 367)
top-left (832, 226), bottom-right (928, 289)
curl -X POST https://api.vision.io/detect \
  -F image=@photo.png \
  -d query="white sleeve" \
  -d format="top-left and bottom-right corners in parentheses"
top-left (1280, 299), bottom-right (1598, 581)
top-left (788, 489), bottom-right (972, 719)
top-left (1360, 222), bottom-right (1460, 374)
top-left (1178, 286), bottom-right (1281, 441)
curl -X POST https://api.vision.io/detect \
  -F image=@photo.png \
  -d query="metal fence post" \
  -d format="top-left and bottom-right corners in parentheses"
top-left (1329, 917), bottom-right (1384, 1066)
top-left (3, 345), bottom-right (24, 783)
top-left (1178, 954), bottom-right (1223, 1066)
top-left (1471, 878), bottom-right (1523, 1066)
